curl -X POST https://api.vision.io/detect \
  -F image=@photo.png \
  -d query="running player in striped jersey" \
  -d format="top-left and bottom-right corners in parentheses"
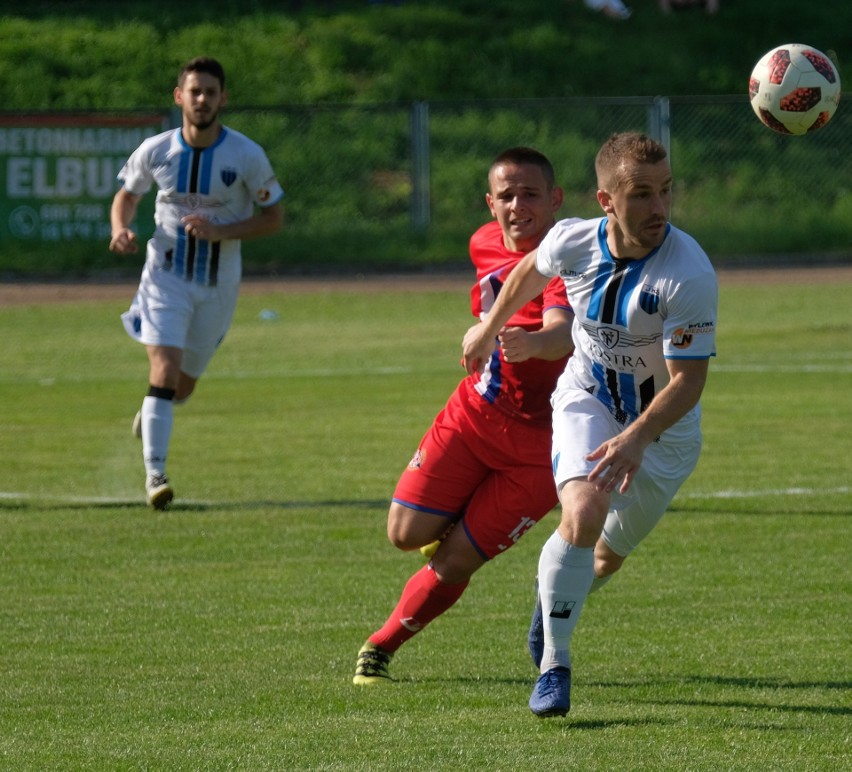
top-left (463, 132), bottom-right (718, 717)
top-left (353, 148), bottom-right (574, 685)
top-left (109, 56), bottom-right (284, 509)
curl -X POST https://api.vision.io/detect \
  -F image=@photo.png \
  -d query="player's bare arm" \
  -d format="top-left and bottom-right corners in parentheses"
top-left (498, 307), bottom-right (574, 363)
top-left (462, 249), bottom-right (550, 374)
top-left (109, 187), bottom-right (142, 254)
top-left (587, 357), bottom-right (710, 494)
top-left (181, 200), bottom-right (284, 242)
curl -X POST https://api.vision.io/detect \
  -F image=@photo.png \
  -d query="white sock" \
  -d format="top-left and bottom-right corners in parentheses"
top-left (538, 531), bottom-right (595, 673)
top-left (142, 395), bottom-right (173, 477)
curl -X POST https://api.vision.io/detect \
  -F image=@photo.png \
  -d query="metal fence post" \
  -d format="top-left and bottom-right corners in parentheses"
top-left (409, 101), bottom-right (430, 232)
top-left (648, 96), bottom-right (671, 156)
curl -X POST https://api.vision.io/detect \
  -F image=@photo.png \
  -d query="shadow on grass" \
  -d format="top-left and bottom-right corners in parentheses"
top-left (649, 697), bottom-right (850, 716)
top-left (591, 674), bottom-right (851, 692)
top-left (684, 674), bottom-right (852, 691)
top-left (355, 675), bottom-right (679, 730)
top-left (566, 717), bottom-right (676, 730)
top-left (588, 674), bottom-right (851, 716)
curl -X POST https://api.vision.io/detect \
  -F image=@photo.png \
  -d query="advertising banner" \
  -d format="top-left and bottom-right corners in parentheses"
top-left (0, 113), bottom-right (167, 249)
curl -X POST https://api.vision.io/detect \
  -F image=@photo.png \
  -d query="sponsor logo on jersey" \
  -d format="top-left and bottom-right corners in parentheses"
top-left (686, 321), bottom-right (715, 334)
top-left (597, 326), bottom-right (620, 350)
top-left (671, 321), bottom-right (714, 349)
top-left (671, 328), bottom-right (693, 348)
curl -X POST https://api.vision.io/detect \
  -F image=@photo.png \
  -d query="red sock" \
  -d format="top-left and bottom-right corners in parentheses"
top-left (370, 564), bottom-right (469, 653)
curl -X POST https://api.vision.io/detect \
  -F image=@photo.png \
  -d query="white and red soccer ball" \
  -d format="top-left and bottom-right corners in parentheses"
top-left (749, 44), bottom-right (841, 135)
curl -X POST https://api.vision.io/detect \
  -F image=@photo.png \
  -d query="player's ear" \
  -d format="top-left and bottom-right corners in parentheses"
top-left (551, 186), bottom-right (564, 212)
top-left (173, 86), bottom-right (183, 106)
top-left (597, 189), bottom-right (614, 214)
top-left (220, 89), bottom-right (229, 108)
top-left (485, 193), bottom-right (497, 218)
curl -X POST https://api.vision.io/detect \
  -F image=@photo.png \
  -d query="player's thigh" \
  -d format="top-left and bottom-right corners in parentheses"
top-left (391, 392), bottom-right (489, 517)
top-left (145, 344), bottom-right (184, 388)
top-left (552, 388), bottom-right (621, 493)
top-left (182, 283), bottom-right (240, 379)
top-left (463, 462), bottom-right (558, 561)
top-left (601, 434), bottom-right (701, 557)
top-left (386, 502), bottom-right (457, 549)
top-left (133, 265), bottom-right (195, 349)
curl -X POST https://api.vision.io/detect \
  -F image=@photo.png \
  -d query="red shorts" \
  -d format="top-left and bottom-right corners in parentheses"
top-left (392, 380), bottom-right (558, 560)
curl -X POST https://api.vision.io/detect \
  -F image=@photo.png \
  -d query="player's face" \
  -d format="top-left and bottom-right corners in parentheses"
top-left (174, 72), bottom-right (226, 132)
top-left (598, 159), bottom-right (672, 258)
top-left (486, 162), bottom-right (563, 253)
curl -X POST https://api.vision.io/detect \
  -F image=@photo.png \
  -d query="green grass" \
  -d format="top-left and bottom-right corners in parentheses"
top-left (0, 274), bottom-right (850, 770)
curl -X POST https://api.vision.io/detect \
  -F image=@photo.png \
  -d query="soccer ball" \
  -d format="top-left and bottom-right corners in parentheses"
top-left (748, 44), bottom-right (841, 135)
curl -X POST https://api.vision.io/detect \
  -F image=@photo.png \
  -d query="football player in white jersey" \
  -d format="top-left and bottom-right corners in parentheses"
top-left (462, 132), bottom-right (718, 717)
top-left (109, 57), bottom-right (284, 509)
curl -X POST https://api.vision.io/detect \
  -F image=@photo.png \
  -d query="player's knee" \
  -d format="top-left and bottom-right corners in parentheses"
top-left (174, 388), bottom-right (193, 403)
top-left (385, 523), bottom-right (405, 550)
top-left (385, 503), bottom-right (419, 550)
top-left (387, 503), bottom-right (453, 552)
top-left (175, 373), bottom-right (197, 402)
top-left (430, 550), bottom-right (477, 586)
top-left (558, 482), bottom-right (610, 547)
top-left (386, 527), bottom-right (414, 551)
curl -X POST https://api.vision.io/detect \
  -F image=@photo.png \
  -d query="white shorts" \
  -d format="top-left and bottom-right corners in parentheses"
top-left (551, 386), bottom-right (702, 558)
top-left (121, 260), bottom-right (240, 379)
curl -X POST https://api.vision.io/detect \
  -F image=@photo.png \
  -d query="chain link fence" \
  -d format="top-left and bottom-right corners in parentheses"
top-left (2, 95), bottom-right (849, 276)
top-left (225, 94), bottom-right (851, 272)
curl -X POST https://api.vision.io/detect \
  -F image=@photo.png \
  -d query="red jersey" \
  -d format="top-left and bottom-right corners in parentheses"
top-left (466, 220), bottom-right (572, 425)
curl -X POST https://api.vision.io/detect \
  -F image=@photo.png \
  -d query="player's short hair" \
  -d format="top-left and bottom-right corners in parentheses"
top-left (595, 132), bottom-right (668, 191)
top-left (489, 147), bottom-right (556, 189)
top-left (178, 57), bottom-right (226, 90)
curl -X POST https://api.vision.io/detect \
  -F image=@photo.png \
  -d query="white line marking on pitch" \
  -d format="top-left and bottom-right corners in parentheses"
top-left (711, 364), bottom-right (852, 374)
top-left (680, 486), bottom-right (850, 499)
top-left (4, 362), bottom-right (851, 386)
top-left (0, 492), bottom-right (209, 506)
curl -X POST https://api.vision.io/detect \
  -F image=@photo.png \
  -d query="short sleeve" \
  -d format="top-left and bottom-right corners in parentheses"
top-left (662, 273), bottom-right (718, 360)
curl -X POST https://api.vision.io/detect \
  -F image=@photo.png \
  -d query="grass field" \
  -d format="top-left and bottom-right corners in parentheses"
top-left (0, 270), bottom-right (850, 770)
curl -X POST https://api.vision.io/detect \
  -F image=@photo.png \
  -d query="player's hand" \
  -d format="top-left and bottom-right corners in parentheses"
top-left (462, 322), bottom-right (497, 375)
top-left (109, 228), bottom-right (138, 254)
top-left (498, 326), bottom-right (534, 364)
top-left (585, 433), bottom-right (645, 494)
top-left (181, 215), bottom-right (218, 241)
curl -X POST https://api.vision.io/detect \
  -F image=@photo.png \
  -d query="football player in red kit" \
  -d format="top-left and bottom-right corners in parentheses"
top-left (353, 147), bottom-right (574, 684)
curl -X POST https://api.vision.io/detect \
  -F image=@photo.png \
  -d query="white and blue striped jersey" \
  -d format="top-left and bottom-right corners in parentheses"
top-left (537, 216), bottom-right (717, 431)
top-left (118, 126), bottom-right (284, 287)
